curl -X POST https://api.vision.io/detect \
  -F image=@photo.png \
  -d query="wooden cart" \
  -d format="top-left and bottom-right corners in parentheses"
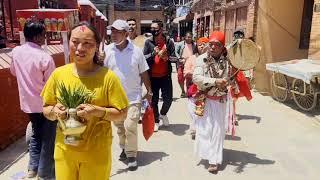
top-left (266, 59), bottom-right (320, 111)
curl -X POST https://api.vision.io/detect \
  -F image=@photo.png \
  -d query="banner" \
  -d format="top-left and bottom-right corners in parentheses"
top-left (176, 6), bottom-right (190, 18)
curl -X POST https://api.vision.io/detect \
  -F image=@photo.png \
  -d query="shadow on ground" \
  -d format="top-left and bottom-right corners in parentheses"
top-left (159, 124), bottom-right (189, 136)
top-left (137, 151), bottom-right (169, 166)
top-left (225, 135), bottom-right (241, 141)
top-left (197, 149), bottom-right (275, 174)
top-left (280, 99), bottom-right (320, 117)
top-left (0, 138), bottom-right (28, 174)
top-left (111, 151), bottom-right (169, 177)
top-left (221, 149), bottom-right (275, 173)
top-left (236, 114), bottom-right (262, 124)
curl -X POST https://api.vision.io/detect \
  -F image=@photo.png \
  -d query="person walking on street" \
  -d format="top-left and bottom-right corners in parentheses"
top-left (10, 21), bottom-right (56, 179)
top-left (104, 19), bottom-right (152, 171)
top-left (184, 37), bottom-right (209, 140)
top-left (41, 22), bottom-right (128, 180)
top-left (192, 31), bottom-right (240, 174)
top-left (126, 18), bottom-right (143, 48)
top-left (143, 19), bottom-right (175, 132)
top-left (175, 32), bottom-right (197, 98)
top-left (228, 28), bottom-right (253, 126)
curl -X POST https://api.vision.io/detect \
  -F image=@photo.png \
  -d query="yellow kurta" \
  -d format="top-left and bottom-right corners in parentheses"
top-left (41, 63), bottom-right (129, 180)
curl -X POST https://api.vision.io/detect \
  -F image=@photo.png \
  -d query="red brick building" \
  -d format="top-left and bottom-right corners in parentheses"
top-left (192, 0), bottom-right (256, 44)
top-left (107, 0), bottom-right (164, 35)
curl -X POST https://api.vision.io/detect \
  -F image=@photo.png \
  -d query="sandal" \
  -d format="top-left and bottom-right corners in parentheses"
top-left (208, 164), bottom-right (218, 174)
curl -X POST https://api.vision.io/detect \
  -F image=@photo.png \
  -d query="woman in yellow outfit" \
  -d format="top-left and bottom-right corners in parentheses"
top-left (41, 22), bottom-right (129, 180)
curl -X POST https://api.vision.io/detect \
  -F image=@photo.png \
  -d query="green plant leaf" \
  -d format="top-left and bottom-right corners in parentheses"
top-left (57, 82), bottom-right (95, 108)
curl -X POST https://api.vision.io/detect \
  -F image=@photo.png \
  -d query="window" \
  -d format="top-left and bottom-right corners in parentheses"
top-left (40, 0), bottom-right (59, 9)
top-left (235, 6), bottom-right (247, 33)
top-left (299, 0), bottom-right (314, 49)
top-left (225, 9), bottom-right (235, 44)
top-left (205, 16), bottom-right (210, 37)
top-left (196, 18), bottom-right (205, 38)
top-left (213, 11), bottom-right (221, 31)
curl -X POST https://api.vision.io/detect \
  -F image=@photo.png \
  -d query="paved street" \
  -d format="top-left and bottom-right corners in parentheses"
top-left (1, 71), bottom-right (320, 180)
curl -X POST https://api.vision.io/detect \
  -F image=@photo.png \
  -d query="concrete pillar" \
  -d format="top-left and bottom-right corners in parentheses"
top-left (135, 0), bottom-right (141, 35)
top-left (108, 0), bottom-right (115, 24)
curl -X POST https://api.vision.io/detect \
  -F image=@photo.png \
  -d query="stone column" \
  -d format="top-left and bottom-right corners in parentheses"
top-left (108, 0), bottom-right (115, 24)
top-left (135, 0), bottom-right (141, 35)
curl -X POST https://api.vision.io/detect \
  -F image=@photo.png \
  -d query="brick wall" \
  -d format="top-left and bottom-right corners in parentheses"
top-left (140, 11), bottom-right (163, 22)
top-left (106, 0), bottom-right (163, 35)
top-left (0, 69), bottom-right (28, 150)
top-left (79, 5), bottom-right (96, 26)
top-left (192, 0), bottom-right (256, 40)
top-left (113, 11), bottom-right (163, 35)
top-left (3, 0), bottom-right (38, 42)
top-left (309, 0), bottom-right (320, 59)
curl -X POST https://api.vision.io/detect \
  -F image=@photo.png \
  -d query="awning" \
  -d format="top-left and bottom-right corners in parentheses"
top-left (95, 9), bottom-right (108, 21)
top-left (78, 0), bottom-right (97, 10)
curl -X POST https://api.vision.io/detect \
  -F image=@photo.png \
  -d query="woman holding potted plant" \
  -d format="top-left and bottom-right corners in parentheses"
top-left (41, 22), bottom-right (129, 180)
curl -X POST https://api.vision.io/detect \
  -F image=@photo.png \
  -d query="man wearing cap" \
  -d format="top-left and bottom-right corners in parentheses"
top-left (192, 31), bottom-right (240, 173)
top-left (229, 29), bottom-right (253, 126)
top-left (104, 19), bottom-right (152, 171)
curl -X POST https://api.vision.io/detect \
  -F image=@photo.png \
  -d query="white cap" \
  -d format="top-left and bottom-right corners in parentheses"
top-left (107, 19), bottom-right (129, 32)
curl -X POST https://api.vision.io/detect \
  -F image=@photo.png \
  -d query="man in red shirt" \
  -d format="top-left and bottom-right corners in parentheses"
top-left (143, 19), bottom-right (175, 132)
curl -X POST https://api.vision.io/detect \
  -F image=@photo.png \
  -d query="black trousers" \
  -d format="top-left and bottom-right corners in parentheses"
top-left (151, 76), bottom-right (173, 123)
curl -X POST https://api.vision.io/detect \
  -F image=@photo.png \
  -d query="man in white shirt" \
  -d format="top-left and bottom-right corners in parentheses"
top-left (104, 19), bottom-right (152, 171)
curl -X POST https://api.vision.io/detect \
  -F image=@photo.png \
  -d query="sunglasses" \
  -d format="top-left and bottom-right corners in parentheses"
top-left (208, 41), bottom-right (223, 48)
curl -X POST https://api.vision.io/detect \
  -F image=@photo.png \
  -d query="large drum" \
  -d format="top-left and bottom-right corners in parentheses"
top-left (227, 39), bottom-right (261, 70)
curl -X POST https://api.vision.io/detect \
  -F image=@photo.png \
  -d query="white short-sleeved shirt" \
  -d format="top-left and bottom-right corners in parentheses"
top-left (104, 41), bottom-right (149, 104)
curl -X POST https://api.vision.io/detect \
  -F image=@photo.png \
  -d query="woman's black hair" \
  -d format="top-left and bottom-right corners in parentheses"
top-left (68, 21), bottom-right (103, 65)
top-left (23, 21), bottom-right (46, 42)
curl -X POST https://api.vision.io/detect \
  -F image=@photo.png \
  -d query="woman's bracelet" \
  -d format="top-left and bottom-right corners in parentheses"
top-left (102, 108), bottom-right (109, 121)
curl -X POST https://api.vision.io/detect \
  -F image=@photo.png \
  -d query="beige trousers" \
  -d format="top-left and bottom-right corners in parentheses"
top-left (113, 103), bottom-right (141, 157)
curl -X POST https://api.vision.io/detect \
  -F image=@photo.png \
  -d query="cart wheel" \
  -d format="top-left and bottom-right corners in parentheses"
top-left (292, 79), bottom-right (317, 111)
top-left (271, 73), bottom-right (289, 102)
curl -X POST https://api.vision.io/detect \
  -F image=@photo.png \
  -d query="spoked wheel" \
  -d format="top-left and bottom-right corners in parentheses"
top-left (292, 79), bottom-right (317, 111)
top-left (271, 73), bottom-right (289, 102)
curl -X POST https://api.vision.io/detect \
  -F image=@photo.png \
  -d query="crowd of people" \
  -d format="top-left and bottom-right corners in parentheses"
top-left (9, 17), bottom-right (252, 179)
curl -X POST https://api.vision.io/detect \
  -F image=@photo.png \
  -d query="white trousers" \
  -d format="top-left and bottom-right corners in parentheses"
top-left (194, 99), bottom-right (226, 165)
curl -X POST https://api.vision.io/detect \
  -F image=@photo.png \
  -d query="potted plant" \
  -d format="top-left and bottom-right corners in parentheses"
top-left (57, 82), bottom-right (94, 146)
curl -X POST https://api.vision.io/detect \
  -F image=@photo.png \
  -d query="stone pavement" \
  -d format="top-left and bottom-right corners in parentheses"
top-left (1, 71), bottom-right (320, 180)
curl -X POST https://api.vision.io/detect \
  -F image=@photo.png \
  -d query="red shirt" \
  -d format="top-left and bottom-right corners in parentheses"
top-left (151, 37), bottom-right (169, 77)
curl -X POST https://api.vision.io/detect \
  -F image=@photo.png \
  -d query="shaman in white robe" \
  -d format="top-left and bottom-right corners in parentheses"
top-left (192, 52), bottom-right (230, 165)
